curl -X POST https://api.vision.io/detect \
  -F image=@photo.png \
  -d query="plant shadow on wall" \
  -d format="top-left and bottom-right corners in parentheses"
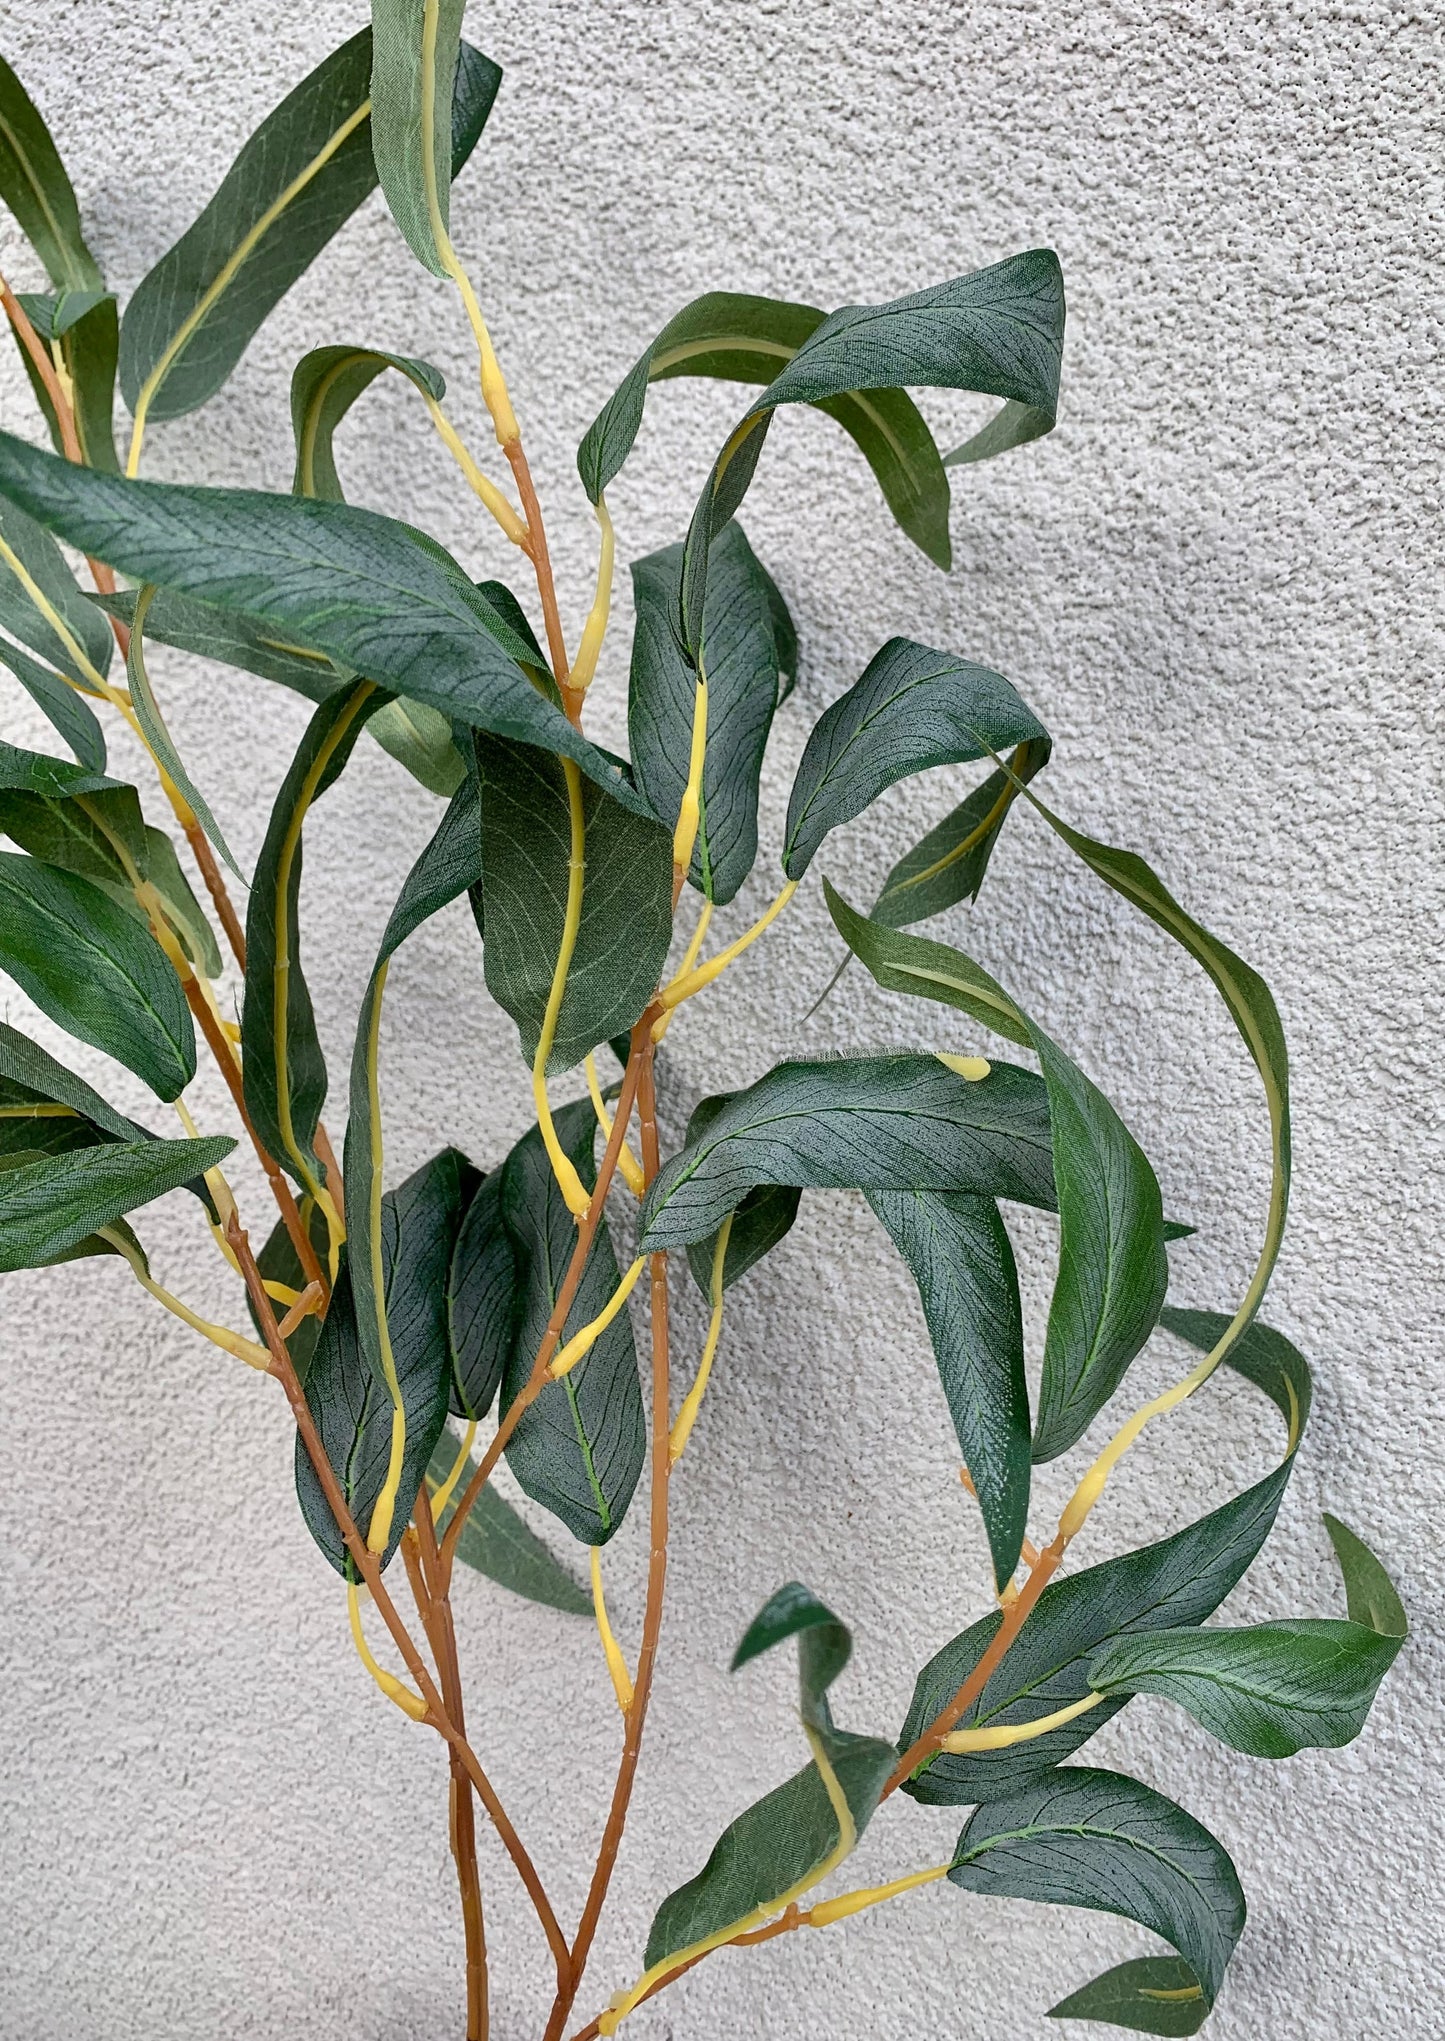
top-left (0, 9), bottom-right (1405, 2041)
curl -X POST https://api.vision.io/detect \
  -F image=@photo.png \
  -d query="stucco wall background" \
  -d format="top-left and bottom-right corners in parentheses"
top-left (0, 2), bottom-right (1440, 2036)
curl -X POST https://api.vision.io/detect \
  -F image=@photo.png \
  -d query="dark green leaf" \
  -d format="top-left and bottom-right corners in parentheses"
top-left (0, 1133), bottom-right (232, 1272)
top-left (783, 638), bottom-right (1047, 879)
top-left (579, 290), bottom-right (952, 569)
top-left (639, 1053), bottom-right (1055, 1255)
top-left (0, 492), bottom-right (113, 682)
top-left (629, 521), bottom-right (782, 904)
top-left (295, 1147), bottom-right (476, 1575)
top-left (0, 1018), bottom-right (152, 1157)
top-left (475, 734), bottom-right (674, 1072)
top-left (947, 1768), bottom-right (1244, 2008)
top-left (0, 56), bottom-right (103, 289)
top-left (871, 736), bottom-right (1052, 927)
top-left (0, 739), bottom-right (147, 894)
top-left (0, 636), bottom-right (107, 772)
top-left (499, 1099), bottom-right (644, 1546)
top-left (1322, 1511), bottom-right (1408, 1639)
top-left (242, 681), bottom-right (382, 1200)
top-left (1048, 1956), bottom-right (1209, 2035)
top-left (447, 1168), bottom-right (514, 1421)
top-left (142, 826), bottom-right (223, 979)
top-left (291, 344), bottom-right (446, 502)
top-left (370, 1), bottom-right (489, 277)
top-left (867, 1188), bottom-right (1028, 1589)
top-left (125, 588), bottom-right (240, 876)
top-left (13, 289), bottom-right (119, 472)
top-left (0, 433), bottom-right (655, 816)
top-left (425, 1429), bottom-right (590, 1613)
top-left (118, 28), bottom-right (499, 426)
top-left (680, 1090), bottom-right (801, 1298)
top-left (0, 851), bottom-right (194, 1098)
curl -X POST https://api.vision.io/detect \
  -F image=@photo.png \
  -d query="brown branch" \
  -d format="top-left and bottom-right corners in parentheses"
top-left (504, 438), bottom-right (575, 714)
top-left (544, 1045), bottom-right (672, 2041)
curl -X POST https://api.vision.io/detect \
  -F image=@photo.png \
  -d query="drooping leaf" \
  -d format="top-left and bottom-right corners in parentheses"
top-left (295, 1147), bottom-right (476, 1576)
top-left (871, 735), bottom-right (1052, 927)
top-left (474, 734), bottom-right (674, 1072)
top-left (0, 56), bottom-right (104, 290)
top-left (948, 1768), bottom-right (1245, 2010)
top-left (629, 521), bottom-right (783, 904)
top-left (826, 887), bottom-right (1168, 1461)
top-left (783, 638), bottom-right (1047, 879)
top-left (242, 681), bottom-right (383, 1201)
top-left (0, 739), bottom-right (148, 892)
top-left (1047, 1955), bottom-right (1209, 2035)
top-left (0, 635), bottom-right (107, 772)
top-left (1322, 1509), bottom-right (1408, 1639)
top-left (499, 1099), bottom-right (644, 1546)
top-left (118, 28), bottom-right (499, 428)
top-left (639, 1054), bottom-right (1056, 1255)
top-left (0, 1134), bottom-right (232, 1273)
top-left (680, 1088), bottom-right (801, 1299)
top-left (0, 492), bottom-right (113, 682)
top-left (867, 1187), bottom-right (1029, 1588)
top-left (370, 0), bottom-right (484, 276)
top-left (0, 433), bottom-right (655, 815)
top-left (291, 344), bottom-right (446, 502)
top-left (0, 851), bottom-right (194, 1098)
top-left (447, 1168), bottom-right (514, 1421)
top-left (13, 288), bottom-right (119, 472)
top-left (425, 1429), bottom-right (590, 1614)
top-left (579, 290), bottom-right (953, 570)
top-left (899, 1319), bottom-right (1312, 1804)
top-left (674, 251), bottom-right (1066, 651)
top-left (644, 1584), bottom-right (897, 1974)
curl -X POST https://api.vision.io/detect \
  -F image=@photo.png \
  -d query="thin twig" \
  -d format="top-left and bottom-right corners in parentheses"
top-left (504, 438), bottom-right (574, 713)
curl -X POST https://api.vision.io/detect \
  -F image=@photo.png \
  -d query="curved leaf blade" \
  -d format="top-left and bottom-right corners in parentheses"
top-left (0, 56), bottom-right (103, 290)
top-left (1047, 1956), bottom-right (1209, 2035)
top-left (1322, 1510), bottom-right (1408, 1639)
top-left (0, 637), bottom-right (107, 772)
top-left (447, 1168), bottom-right (514, 1422)
top-left (370, 0), bottom-right (477, 276)
top-left (13, 288), bottom-right (119, 471)
top-left (871, 736), bottom-right (1052, 927)
top-left (0, 492), bottom-right (113, 681)
top-left (291, 344), bottom-right (445, 501)
top-left (0, 1133), bottom-right (232, 1272)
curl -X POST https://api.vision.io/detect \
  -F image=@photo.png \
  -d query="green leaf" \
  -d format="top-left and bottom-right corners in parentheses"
top-left (295, 1147), bottom-right (476, 1575)
top-left (675, 251), bottom-right (1066, 651)
top-left (1048, 1956), bottom-right (1209, 2035)
top-left (639, 1053), bottom-right (1056, 1255)
top-left (0, 851), bottom-right (194, 1098)
top-left (1322, 1511), bottom-right (1408, 1639)
top-left (783, 638), bottom-right (1047, 879)
top-left (118, 27), bottom-right (499, 428)
top-left (291, 344), bottom-right (446, 502)
top-left (579, 291), bottom-right (952, 569)
top-left (242, 681), bottom-right (383, 1201)
top-left (629, 521), bottom-right (782, 904)
top-left (0, 636), bottom-right (107, 772)
top-left (680, 1090), bottom-right (801, 1299)
top-left (248, 1198), bottom-right (331, 1385)
top-left (425, 1429), bottom-right (590, 1613)
top-left (13, 289), bottom-right (119, 472)
top-left (92, 582), bottom-right (342, 702)
top-left (947, 1768), bottom-right (1245, 2009)
top-left (0, 492), bottom-right (113, 683)
top-left (825, 887), bottom-right (1167, 1460)
top-left (0, 1133), bottom-right (232, 1273)
top-left (0, 1018), bottom-right (153, 1159)
top-left (0, 56), bottom-right (103, 290)
top-left (370, 0), bottom-right (485, 276)
top-left (0, 433), bottom-right (656, 817)
top-left (499, 1099), bottom-right (644, 1546)
top-left (871, 736), bottom-right (1052, 927)
top-left (0, 739), bottom-right (148, 893)
top-left (474, 734), bottom-right (674, 1072)
top-left (645, 1583), bottom-right (897, 1971)
top-left (367, 696), bottom-right (466, 797)
top-left (447, 1168), bottom-right (514, 1421)
top-left (125, 587), bottom-right (240, 877)
top-left (899, 1320), bottom-right (1312, 1805)
top-left (867, 1188), bottom-right (1029, 1589)
top-left (142, 826), bottom-right (223, 979)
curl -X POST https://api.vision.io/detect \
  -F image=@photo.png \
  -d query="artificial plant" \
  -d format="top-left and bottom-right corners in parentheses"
top-left (0, 10), bottom-right (1404, 2038)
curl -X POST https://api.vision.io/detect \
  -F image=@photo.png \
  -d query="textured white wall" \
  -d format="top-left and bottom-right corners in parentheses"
top-left (0, 3), bottom-right (1439, 2037)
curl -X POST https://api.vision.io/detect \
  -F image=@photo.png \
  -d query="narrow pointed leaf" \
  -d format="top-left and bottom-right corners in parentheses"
top-left (867, 1188), bottom-right (1029, 1588)
top-left (0, 742), bottom-right (147, 895)
top-left (118, 28), bottom-right (499, 425)
top-left (948, 1768), bottom-right (1245, 2008)
top-left (1321, 1510), bottom-right (1408, 1639)
top-left (0, 852), bottom-right (194, 1097)
top-left (0, 493), bottom-right (112, 681)
top-left (580, 291), bottom-right (952, 568)
top-left (629, 521), bottom-right (782, 903)
top-left (681, 1087), bottom-right (801, 1298)
top-left (425, 1430), bottom-right (590, 1613)
top-left (0, 56), bottom-right (103, 290)
top-left (475, 733), bottom-right (674, 1071)
top-left (291, 344), bottom-right (446, 502)
top-left (0, 434), bottom-right (655, 816)
top-left (871, 736), bottom-right (1052, 927)
top-left (370, 0), bottom-right (478, 276)
top-left (0, 1018), bottom-right (153, 1157)
top-left (640, 1054), bottom-right (1055, 1255)
top-left (499, 1099), bottom-right (644, 1546)
top-left (1047, 1956), bottom-right (1209, 2035)
top-left (0, 637), bottom-right (106, 772)
top-left (783, 638), bottom-right (1047, 879)
top-left (0, 1134), bottom-right (232, 1272)
top-left (447, 1168), bottom-right (514, 1421)
top-left (13, 289), bottom-right (119, 471)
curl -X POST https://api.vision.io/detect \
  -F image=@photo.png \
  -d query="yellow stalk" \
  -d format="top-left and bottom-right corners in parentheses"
top-left (805, 1862), bottom-right (952, 1929)
top-left (346, 1581), bottom-right (428, 1721)
top-left (669, 1213), bottom-right (732, 1464)
top-left (0, 1103), bottom-right (78, 1118)
top-left (939, 1691), bottom-right (1105, 1754)
top-left (569, 496), bottom-right (615, 694)
top-left (97, 1226), bottom-right (270, 1370)
top-left (936, 1052), bottom-right (993, 1082)
top-left (550, 1257), bottom-right (646, 1380)
top-left (584, 1051), bottom-right (645, 1196)
top-left (0, 532), bottom-right (111, 691)
top-left (671, 671), bottom-right (709, 875)
top-left (428, 1418), bottom-right (478, 1522)
top-left (422, 395), bottom-right (528, 545)
top-left (590, 1546), bottom-right (635, 1714)
top-left (359, 957), bottom-right (409, 1557)
top-left (532, 758), bottom-right (591, 1217)
top-left (655, 879), bottom-right (798, 1019)
top-left (173, 1096), bottom-right (246, 1277)
top-left (649, 899), bottom-right (713, 1046)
